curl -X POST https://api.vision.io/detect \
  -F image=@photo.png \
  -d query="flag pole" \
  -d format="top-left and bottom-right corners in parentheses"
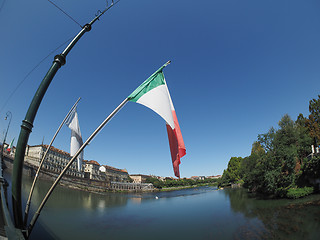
top-left (163, 60), bottom-right (171, 67)
top-left (26, 97), bottom-right (128, 237)
top-left (27, 60), bottom-right (170, 236)
top-left (23, 97), bottom-right (81, 226)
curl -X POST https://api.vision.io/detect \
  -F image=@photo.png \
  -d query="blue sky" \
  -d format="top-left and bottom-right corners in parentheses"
top-left (1, 0), bottom-right (320, 178)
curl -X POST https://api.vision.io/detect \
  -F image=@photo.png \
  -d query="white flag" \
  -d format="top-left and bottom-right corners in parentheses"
top-left (65, 108), bottom-right (83, 171)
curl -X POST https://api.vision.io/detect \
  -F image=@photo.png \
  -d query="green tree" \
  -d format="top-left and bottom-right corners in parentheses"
top-left (296, 113), bottom-right (306, 127)
top-left (241, 142), bottom-right (266, 192)
top-left (305, 95), bottom-right (320, 146)
top-left (219, 157), bottom-right (243, 186)
top-left (251, 141), bottom-right (265, 155)
top-left (145, 177), bottom-right (164, 189)
top-left (263, 114), bottom-right (298, 193)
top-left (258, 127), bottom-right (275, 153)
top-left (298, 156), bottom-right (320, 190)
top-left (218, 169), bottom-right (231, 186)
top-left (242, 114), bottom-right (312, 196)
top-left (226, 157), bottom-right (243, 182)
top-left (221, 97), bottom-right (318, 198)
top-left (295, 117), bottom-right (312, 168)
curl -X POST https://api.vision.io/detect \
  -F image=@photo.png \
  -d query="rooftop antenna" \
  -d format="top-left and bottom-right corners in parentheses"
top-left (11, 0), bottom-right (120, 236)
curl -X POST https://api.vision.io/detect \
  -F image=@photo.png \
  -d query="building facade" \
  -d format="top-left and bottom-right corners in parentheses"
top-left (110, 182), bottom-right (154, 191)
top-left (16, 144), bottom-right (159, 193)
top-left (104, 165), bottom-right (129, 182)
top-left (130, 174), bottom-right (150, 183)
top-left (98, 165), bottom-right (129, 182)
top-left (84, 160), bottom-right (102, 180)
top-left (25, 144), bottom-right (83, 178)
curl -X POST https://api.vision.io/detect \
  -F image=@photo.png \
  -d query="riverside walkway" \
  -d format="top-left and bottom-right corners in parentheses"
top-left (0, 153), bottom-right (24, 239)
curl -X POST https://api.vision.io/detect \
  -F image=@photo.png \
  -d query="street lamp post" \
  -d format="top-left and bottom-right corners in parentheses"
top-left (1, 111), bottom-right (12, 161)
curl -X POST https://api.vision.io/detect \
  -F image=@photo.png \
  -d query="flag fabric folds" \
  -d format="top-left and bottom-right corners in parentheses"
top-left (7, 138), bottom-right (14, 153)
top-left (128, 65), bottom-right (186, 178)
top-left (65, 107), bottom-right (83, 171)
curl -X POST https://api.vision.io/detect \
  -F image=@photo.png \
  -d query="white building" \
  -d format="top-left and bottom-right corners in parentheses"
top-left (24, 145), bottom-right (130, 183)
top-left (83, 160), bottom-right (103, 180)
top-left (84, 161), bottom-right (129, 182)
top-left (25, 144), bottom-right (82, 178)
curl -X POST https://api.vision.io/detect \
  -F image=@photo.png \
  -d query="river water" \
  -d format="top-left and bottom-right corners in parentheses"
top-left (3, 170), bottom-right (320, 240)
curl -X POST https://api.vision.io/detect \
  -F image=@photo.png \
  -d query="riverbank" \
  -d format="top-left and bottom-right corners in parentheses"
top-left (2, 154), bottom-right (218, 194)
top-left (19, 183), bottom-right (320, 239)
top-left (2, 155), bottom-right (155, 194)
top-left (159, 183), bottom-right (218, 192)
top-left (219, 180), bottom-right (318, 200)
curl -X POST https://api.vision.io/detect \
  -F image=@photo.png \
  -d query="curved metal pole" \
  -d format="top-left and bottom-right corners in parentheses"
top-left (0, 111), bottom-right (12, 161)
top-left (23, 98), bottom-right (80, 226)
top-left (27, 98), bottom-right (128, 237)
top-left (12, 1), bottom-right (120, 230)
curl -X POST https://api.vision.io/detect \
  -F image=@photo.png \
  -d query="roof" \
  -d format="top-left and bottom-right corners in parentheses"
top-left (29, 144), bottom-right (71, 156)
top-left (130, 174), bottom-right (150, 178)
top-left (103, 165), bottom-right (128, 173)
top-left (29, 145), bottom-right (128, 173)
top-left (86, 160), bottom-right (100, 166)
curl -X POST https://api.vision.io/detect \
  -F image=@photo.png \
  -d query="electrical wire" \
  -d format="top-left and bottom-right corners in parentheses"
top-left (0, 36), bottom-right (74, 115)
top-left (1, 0), bottom-right (120, 114)
top-left (47, 0), bottom-right (83, 28)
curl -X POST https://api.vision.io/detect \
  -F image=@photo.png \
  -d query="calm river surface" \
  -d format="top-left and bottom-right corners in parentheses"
top-left (4, 170), bottom-right (320, 240)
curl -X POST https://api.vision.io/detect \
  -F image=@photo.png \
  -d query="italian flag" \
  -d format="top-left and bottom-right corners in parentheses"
top-left (128, 63), bottom-right (186, 178)
top-left (7, 138), bottom-right (14, 153)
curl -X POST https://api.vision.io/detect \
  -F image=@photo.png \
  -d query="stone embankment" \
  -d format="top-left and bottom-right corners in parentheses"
top-left (2, 154), bottom-right (155, 193)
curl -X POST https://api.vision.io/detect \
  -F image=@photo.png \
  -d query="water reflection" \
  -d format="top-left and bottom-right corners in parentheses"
top-left (130, 197), bottom-right (142, 204)
top-left (223, 188), bottom-right (320, 240)
top-left (19, 172), bottom-right (129, 211)
top-left (3, 169), bottom-right (320, 240)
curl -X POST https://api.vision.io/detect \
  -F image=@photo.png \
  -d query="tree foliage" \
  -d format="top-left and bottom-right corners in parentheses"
top-left (305, 95), bottom-right (320, 146)
top-left (220, 111), bottom-right (315, 197)
top-left (145, 177), bottom-right (218, 189)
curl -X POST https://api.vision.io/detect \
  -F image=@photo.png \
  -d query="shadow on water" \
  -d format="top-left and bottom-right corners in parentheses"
top-left (223, 188), bottom-right (320, 240)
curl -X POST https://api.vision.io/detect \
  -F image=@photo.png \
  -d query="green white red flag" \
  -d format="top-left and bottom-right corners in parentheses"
top-left (128, 63), bottom-right (186, 178)
top-left (7, 138), bottom-right (14, 153)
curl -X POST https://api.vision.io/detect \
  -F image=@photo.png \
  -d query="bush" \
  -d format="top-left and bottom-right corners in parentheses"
top-left (275, 187), bottom-right (288, 198)
top-left (286, 187), bottom-right (314, 199)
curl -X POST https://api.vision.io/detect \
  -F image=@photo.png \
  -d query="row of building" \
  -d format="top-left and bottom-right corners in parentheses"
top-left (4, 144), bottom-right (220, 187)
top-left (24, 144), bottom-right (130, 183)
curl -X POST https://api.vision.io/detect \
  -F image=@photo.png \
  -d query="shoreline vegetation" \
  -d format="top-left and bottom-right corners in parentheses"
top-left (218, 95), bottom-right (320, 200)
top-left (145, 177), bottom-right (218, 191)
top-left (159, 183), bottom-right (218, 192)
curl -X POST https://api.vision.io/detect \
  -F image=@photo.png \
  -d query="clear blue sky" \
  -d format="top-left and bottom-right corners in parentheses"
top-left (1, 0), bottom-right (320, 178)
